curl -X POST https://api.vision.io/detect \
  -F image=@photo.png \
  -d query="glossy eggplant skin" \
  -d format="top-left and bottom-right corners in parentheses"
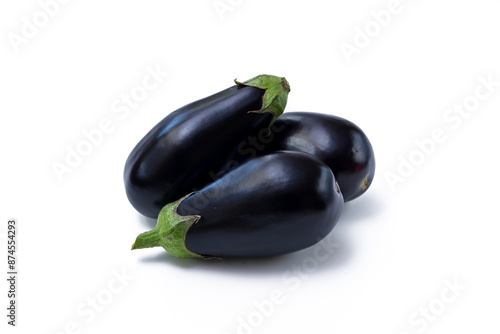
top-left (177, 151), bottom-right (344, 258)
top-left (124, 85), bottom-right (273, 218)
top-left (259, 112), bottom-right (375, 202)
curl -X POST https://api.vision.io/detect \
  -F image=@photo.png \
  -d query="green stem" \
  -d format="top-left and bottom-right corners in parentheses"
top-left (131, 193), bottom-right (203, 259)
top-left (235, 74), bottom-right (290, 125)
top-left (131, 228), bottom-right (161, 249)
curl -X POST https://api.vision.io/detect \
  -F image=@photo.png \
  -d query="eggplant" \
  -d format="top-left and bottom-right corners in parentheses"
top-left (256, 112), bottom-right (375, 202)
top-left (124, 75), bottom-right (290, 218)
top-left (131, 151), bottom-right (344, 258)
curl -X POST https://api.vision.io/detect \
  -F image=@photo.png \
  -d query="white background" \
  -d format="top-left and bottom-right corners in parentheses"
top-left (1, 0), bottom-right (500, 333)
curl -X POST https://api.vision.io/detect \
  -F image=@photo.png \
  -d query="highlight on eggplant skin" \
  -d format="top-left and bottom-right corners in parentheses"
top-left (131, 151), bottom-right (344, 259)
top-left (123, 75), bottom-right (290, 219)
top-left (257, 112), bottom-right (375, 202)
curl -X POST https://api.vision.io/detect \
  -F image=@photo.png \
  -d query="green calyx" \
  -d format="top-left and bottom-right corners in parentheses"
top-left (235, 74), bottom-right (290, 125)
top-left (131, 193), bottom-right (203, 259)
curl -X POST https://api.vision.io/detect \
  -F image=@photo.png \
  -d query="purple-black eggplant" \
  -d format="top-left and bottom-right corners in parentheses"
top-left (131, 151), bottom-right (343, 258)
top-left (257, 112), bottom-right (375, 201)
top-left (124, 75), bottom-right (290, 218)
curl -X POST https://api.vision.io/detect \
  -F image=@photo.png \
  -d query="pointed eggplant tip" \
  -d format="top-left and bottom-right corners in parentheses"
top-left (131, 237), bottom-right (145, 250)
top-left (282, 77), bottom-right (290, 92)
top-left (130, 228), bottom-right (161, 251)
